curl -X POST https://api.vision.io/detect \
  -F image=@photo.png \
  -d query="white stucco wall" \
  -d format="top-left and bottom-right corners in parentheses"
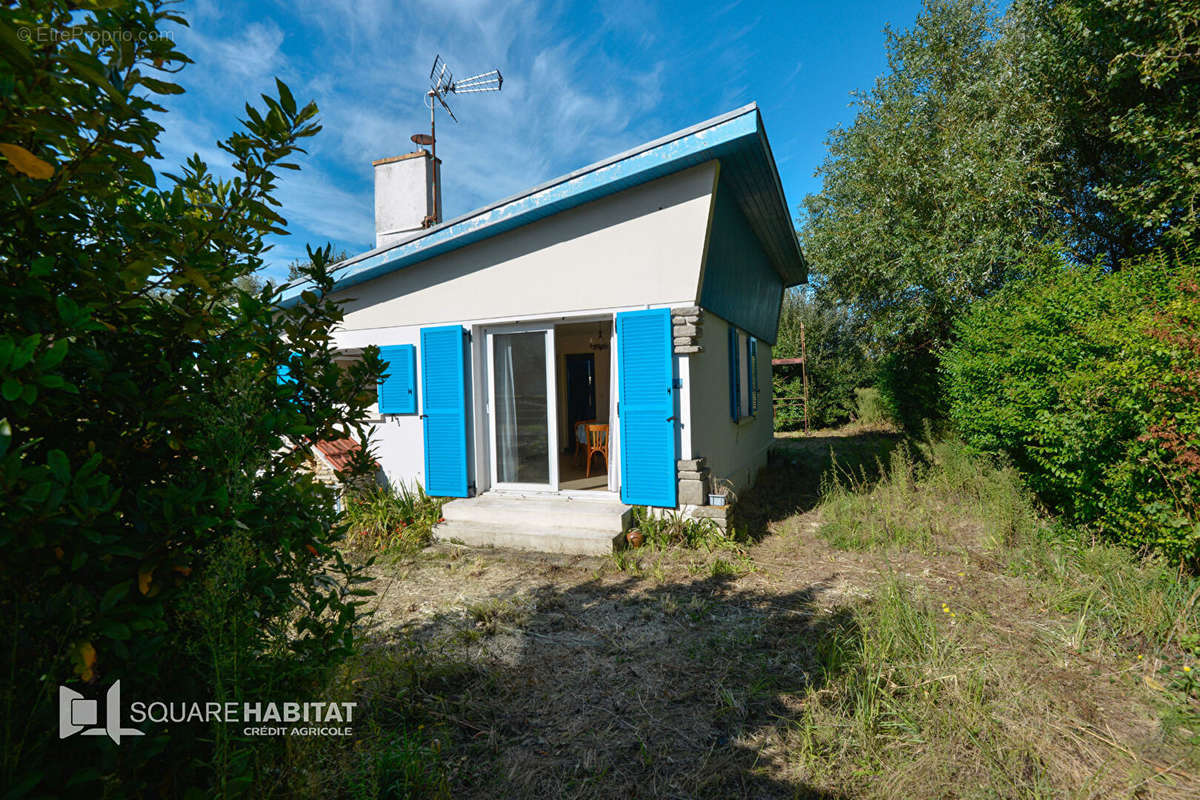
top-left (324, 159), bottom-right (755, 501)
top-left (333, 161), bottom-right (718, 331)
top-left (686, 313), bottom-right (774, 497)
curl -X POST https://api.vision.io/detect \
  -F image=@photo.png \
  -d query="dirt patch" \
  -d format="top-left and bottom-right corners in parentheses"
top-left (354, 531), bottom-right (866, 799)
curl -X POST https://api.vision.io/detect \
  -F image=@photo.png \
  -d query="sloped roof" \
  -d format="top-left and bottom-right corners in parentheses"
top-left (281, 103), bottom-right (805, 306)
top-left (312, 436), bottom-right (371, 474)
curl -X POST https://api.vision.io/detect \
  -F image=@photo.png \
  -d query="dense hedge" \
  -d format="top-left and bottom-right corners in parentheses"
top-left (943, 247), bottom-right (1199, 565)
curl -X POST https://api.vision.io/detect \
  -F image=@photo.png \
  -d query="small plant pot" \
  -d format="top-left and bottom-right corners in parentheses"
top-left (625, 529), bottom-right (644, 548)
top-left (708, 493), bottom-right (726, 507)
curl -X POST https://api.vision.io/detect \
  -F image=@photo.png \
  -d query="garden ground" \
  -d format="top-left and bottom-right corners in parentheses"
top-left (300, 428), bottom-right (1200, 799)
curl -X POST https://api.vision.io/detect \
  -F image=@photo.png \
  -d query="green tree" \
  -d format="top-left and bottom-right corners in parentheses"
top-left (0, 1), bottom-right (383, 793)
top-left (288, 248), bottom-right (349, 280)
top-left (1020, 0), bottom-right (1200, 263)
top-left (773, 290), bottom-right (870, 430)
top-left (801, 0), bottom-right (1063, 427)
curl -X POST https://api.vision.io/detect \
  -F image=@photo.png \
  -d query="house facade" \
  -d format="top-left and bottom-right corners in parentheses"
top-left (286, 103), bottom-right (806, 553)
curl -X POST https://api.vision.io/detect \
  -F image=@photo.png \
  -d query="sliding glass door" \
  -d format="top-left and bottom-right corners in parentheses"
top-left (487, 326), bottom-right (558, 490)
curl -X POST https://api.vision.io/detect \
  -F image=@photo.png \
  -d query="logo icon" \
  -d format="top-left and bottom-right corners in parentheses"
top-left (58, 681), bottom-right (144, 744)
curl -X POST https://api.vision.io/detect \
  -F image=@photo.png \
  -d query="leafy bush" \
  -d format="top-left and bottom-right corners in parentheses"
top-left (344, 481), bottom-right (445, 554)
top-left (943, 246), bottom-right (1200, 564)
top-left (0, 1), bottom-right (383, 794)
top-left (626, 507), bottom-right (737, 551)
top-left (874, 345), bottom-right (945, 432)
top-left (851, 388), bottom-right (891, 428)
top-left (773, 291), bottom-right (869, 430)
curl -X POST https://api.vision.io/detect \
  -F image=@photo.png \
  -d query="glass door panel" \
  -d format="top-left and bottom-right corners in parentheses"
top-left (492, 331), bottom-right (551, 485)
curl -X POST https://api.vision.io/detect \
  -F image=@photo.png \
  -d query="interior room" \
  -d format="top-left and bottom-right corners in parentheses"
top-left (554, 319), bottom-right (613, 491)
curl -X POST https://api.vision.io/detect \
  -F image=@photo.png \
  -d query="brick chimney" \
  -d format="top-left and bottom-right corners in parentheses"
top-left (372, 151), bottom-right (441, 249)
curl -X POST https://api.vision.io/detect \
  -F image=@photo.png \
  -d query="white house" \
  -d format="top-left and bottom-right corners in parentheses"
top-left (285, 103), bottom-right (806, 554)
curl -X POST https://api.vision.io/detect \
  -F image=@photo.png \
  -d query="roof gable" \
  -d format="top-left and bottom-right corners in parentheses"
top-left (282, 103), bottom-right (805, 306)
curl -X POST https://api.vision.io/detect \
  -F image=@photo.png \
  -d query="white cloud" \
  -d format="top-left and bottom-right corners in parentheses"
top-left (158, 0), bottom-right (683, 273)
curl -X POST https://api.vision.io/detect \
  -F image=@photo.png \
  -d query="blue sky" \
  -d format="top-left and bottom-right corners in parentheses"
top-left (154, 0), bottom-right (924, 281)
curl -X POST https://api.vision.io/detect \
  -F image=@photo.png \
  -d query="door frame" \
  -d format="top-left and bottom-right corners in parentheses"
top-left (484, 322), bottom-right (559, 493)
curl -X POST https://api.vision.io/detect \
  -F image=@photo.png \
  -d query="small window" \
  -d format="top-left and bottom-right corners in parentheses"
top-left (728, 327), bottom-right (741, 421)
top-left (377, 344), bottom-right (417, 414)
top-left (727, 328), bottom-right (759, 421)
top-left (747, 336), bottom-right (759, 416)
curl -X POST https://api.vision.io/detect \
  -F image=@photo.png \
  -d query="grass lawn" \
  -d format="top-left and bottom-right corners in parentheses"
top-left (294, 429), bottom-right (1200, 799)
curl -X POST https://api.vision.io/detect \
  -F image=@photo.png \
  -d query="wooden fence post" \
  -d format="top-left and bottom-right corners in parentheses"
top-left (800, 321), bottom-right (810, 435)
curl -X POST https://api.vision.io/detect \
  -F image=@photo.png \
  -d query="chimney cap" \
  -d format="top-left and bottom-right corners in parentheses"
top-left (410, 133), bottom-right (435, 146)
top-left (371, 152), bottom-right (431, 166)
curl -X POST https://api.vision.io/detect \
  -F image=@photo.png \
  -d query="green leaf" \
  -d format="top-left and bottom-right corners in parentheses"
top-left (1, 378), bottom-right (21, 402)
top-left (39, 338), bottom-right (69, 369)
top-left (99, 580), bottom-right (131, 612)
top-left (47, 450), bottom-right (70, 483)
top-left (140, 77), bottom-right (185, 95)
top-left (275, 78), bottom-right (296, 116)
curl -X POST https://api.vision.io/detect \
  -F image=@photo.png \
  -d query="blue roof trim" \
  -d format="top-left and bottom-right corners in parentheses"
top-left (281, 103), bottom-right (804, 306)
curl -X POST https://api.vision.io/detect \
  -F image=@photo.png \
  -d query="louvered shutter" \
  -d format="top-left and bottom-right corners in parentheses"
top-left (377, 344), bottom-right (417, 414)
top-left (617, 309), bottom-right (677, 507)
top-left (420, 326), bottom-right (470, 497)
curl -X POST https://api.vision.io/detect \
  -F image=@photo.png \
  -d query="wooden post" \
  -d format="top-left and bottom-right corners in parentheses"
top-left (800, 321), bottom-right (810, 435)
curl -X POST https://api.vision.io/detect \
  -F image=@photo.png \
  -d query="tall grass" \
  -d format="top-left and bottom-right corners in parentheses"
top-left (817, 436), bottom-right (1200, 661)
top-left (613, 507), bottom-right (752, 578)
top-left (803, 435), bottom-right (1200, 795)
top-left (818, 437), bottom-right (1039, 554)
top-left (795, 577), bottom-right (1064, 796)
top-left (344, 480), bottom-right (444, 554)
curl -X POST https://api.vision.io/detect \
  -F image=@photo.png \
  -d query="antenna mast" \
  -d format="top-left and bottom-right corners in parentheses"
top-left (413, 54), bottom-right (503, 227)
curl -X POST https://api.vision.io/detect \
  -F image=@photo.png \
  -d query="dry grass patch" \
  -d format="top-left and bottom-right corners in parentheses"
top-left (294, 431), bottom-right (1199, 799)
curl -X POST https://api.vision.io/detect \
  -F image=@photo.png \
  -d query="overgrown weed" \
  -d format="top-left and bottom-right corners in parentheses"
top-left (344, 480), bottom-right (444, 555)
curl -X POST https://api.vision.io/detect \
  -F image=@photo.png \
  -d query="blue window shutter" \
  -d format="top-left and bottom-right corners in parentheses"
top-left (617, 308), bottom-right (676, 507)
top-left (728, 326), bottom-right (740, 421)
top-left (377, 344), bottom-right (417, 414)
top-left (420, 326), bottom-right (469, 497)
top-left (277, 352), bottom-right (297, 385)
top-left (748, 337), bottom-right (758, 415)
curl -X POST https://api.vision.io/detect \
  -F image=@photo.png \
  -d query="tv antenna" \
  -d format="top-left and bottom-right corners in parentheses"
top-left (412, 54), bottom-right (503, 226)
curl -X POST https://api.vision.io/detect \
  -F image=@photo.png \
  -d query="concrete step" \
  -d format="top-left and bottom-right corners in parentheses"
top-left (436, 493), bottom-right (632, 555)
top-left (434, 520), bottom-right (625, 556)
top-left (441, 493), bottom-right (632, 530)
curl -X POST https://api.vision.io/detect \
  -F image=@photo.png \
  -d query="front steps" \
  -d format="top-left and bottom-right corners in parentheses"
top-left (435, 493), bottom-right (632, 556)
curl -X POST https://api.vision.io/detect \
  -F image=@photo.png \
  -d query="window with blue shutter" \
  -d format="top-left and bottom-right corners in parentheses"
top-left (728, 326), bottom-right (741, 421)
top-left (377, 344), bottom-right (417, 414)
